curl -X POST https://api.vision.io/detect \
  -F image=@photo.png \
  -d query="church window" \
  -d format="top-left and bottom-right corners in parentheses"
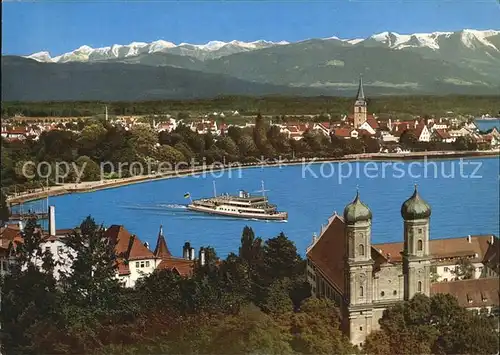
top-left (418, 228), bottom-right (423, 234)
top-left (417, 281), bottom-right (422, 292)
top-left (380, 291), bottom-right (385, 297)
top-left (393, 290), bottom-right (397, 296)
top-left (359, 286), bottom-right (364, 297)
top-left (359, 326), bottom-right (363, 331)
top-left (417, 239), bottom-right (423, 251)
top-left (358, 244), bottom-right (365, 256)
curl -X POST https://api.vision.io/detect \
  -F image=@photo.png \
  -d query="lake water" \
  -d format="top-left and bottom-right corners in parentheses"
top-left (23, 157), bottom-right (500, 258)
top-left (476, 119), bottom-right (499, 131)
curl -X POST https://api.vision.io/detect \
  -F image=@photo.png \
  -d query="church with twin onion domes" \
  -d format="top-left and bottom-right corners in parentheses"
top-left (306, 186), bottom-right (499, 347)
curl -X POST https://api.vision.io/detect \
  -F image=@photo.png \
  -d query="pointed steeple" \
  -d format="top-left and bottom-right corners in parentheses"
top-left (356, 74), bottom-right (365, 102)
top-left (154, 224), bottom-right (172, 258)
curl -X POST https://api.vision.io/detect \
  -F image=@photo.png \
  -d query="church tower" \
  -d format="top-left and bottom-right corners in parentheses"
top-left (353, 75), bottom-right (367, 128)
top-left (401, 185), bottom-right (432, 300)
top-left (343, 191), bottom-right (374, 346)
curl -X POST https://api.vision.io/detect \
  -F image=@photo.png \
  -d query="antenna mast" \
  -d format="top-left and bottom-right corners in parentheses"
top-left (213, 180), bottom-right (217, 197)
top-left (256, 180), bottom-right (270, 197)
top-left (105, 105), bottom-right (108, 122)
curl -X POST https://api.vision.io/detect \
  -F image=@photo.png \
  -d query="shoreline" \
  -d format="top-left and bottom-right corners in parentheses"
top-left (7, 150), bottom-right (499, 206)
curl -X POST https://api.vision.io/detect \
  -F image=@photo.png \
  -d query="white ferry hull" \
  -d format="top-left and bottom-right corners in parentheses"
top-left (187, 204), bottom-right (288, 221)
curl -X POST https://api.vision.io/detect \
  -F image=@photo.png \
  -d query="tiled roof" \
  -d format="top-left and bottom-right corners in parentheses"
top-left (431, 277), bottom-right (499, 308)
top-left (154, 226), bottom-right (172, 258)
top-left (366, 118), bottom-right (379, 129)
top-left (333, 128), bottom-right (354, 138)
top-left (434, 129), bottom-right (451, 139)
top-left (117, 259), bottom-right (130, 275)
top-left (358, 129), bottom-right (374, 137)
top-left (157, 257), bottom-right (194, 277)
top-left (104, 225), bottom-right (154, 261)
top-left (483, 237), bottom-right (499, 271)
top-left (127, 235), bottom-right (155, 260)
top-left (306, 215), bottom-right (346, 293)
top-left (0, 226), bottom-right (21, 241)
top-left (373, 235), bottom-right (495, 263)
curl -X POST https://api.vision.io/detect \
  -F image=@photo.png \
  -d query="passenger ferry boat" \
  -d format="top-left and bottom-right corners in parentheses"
top-left (186, 181), bottom-right (288, 221)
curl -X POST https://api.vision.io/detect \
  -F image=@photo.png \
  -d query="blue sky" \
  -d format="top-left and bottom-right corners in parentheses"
top-left (3, 0), bottom-right (500, 56)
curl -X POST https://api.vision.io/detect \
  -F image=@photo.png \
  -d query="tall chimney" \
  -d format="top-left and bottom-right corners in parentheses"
top-left (183, 242), bottom-right (190, 259)
top-left (190, 247), bottom-right (195, 261)
top-left (467, 235), bottom-right (471, 243)
top-left (200, 248), bottom-right (206, 266)
top-left (490, 235), bottom-right (495, 244)
top-left (49, 205), bottom-right (56, 236)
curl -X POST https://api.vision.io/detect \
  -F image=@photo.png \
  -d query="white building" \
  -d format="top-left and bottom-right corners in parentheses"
top-left (2, 207), bottom-right (200, 288)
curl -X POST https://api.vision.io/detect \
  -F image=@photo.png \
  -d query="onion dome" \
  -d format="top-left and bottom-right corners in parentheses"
top-left (401, 185), bottom-right (431, 220)
top-left (343, 191), bottom-right (372, 224)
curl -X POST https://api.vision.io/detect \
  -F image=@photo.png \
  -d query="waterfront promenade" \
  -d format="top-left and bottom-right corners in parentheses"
top-left (6, 149), bottom-right (499, 206)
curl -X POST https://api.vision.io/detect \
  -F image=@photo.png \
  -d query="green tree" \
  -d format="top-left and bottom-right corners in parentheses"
top-left (129, 125), bottom-right (159, 157)
top-left (78, 122), bottom-right (107, 154)
top-left (0, 218), bottom-right (59, 354)
top-left (216, 136), bottom-right (240, 159)
top-left (261, 232), bottom-right (302, 285)
top-left (399, 129), bottom-right (418, 148)
top-left (364, 293), bottom-right (500, 355)
top-left (155, 145), bottom-right (185, 165)
top-left (203, 304), bottom-right (293, 355)
top-left (239, 226), bottom-right (263, 267)
top-left (60, 216), bottom-right (122, 310)
top-left (238, 134), bottom-right (259, 158)
top-left (0, 190), bottom-right (10, 224)
top-left (451, 257), bottom-right (475, 280)
top-left (289, 298), bottom-right (355, 355)
top-left (261, 278), bottom-right (294, 315)
top-left (73, 155), bottom-right (101, 182)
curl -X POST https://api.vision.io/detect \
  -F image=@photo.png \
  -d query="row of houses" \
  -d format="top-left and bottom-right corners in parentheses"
top-left (0, 206), bottom-right (198, 287)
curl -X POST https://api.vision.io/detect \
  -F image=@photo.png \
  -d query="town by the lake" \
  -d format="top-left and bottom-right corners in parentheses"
top-left (1, 1), bottom-right (499, 354)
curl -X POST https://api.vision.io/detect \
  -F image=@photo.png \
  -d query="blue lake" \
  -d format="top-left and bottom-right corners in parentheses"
top-left (476, 119), bottom-right (499, 131)
top-left (24, 157), bottom-right (500, 258)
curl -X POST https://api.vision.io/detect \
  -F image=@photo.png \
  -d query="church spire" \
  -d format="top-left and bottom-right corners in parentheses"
top-left (356, 74), bottom-right (365, 101)
top-left (154, 224), bottom-right (172, 258)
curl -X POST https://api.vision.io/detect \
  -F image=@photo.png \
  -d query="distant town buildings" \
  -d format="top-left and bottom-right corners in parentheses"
top-left (306, 187), bottom-right (499, 346)
top-left (1, 77), bottom-right (499, 150)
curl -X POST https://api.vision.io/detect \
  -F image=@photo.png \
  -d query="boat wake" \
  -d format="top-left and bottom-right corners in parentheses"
top-left (158, 204), bottom-right (188, 209)
top-left (119, 203), bottom-right (188, 211)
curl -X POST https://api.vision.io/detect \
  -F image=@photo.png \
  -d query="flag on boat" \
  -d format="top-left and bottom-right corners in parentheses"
top-left (184, 193), bottom-right (190, 198)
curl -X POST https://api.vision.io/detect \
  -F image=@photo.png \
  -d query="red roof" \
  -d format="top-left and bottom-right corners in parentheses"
top-left (154, 226), bottom-right (172, 258)
top-left (333, 128), bottom-right (355, 138)
top-left (434, 129), bottom-right (451, 139)
top-left (104, 225), bottom-right (154, 261)
top-left (358, 129), bottom-right (374, 137)
top-left (306, 215), bottom-right (346, 293)
top-left (431, 278), bottom-right (499, 308)
top-left (157, 257), bottom-right (194, 277)
top-left (318, 122), bottom-right (331, 130)
top-left (373, 235), bottom-right (494, 264)
top-left (366, 117), bottom-right (379, 129)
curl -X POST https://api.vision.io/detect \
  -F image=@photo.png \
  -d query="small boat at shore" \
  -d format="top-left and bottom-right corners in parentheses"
top-left (186, 181), bottom-right (288, 221)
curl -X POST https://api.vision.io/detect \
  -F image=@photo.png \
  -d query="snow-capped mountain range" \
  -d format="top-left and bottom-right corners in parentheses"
top-left (25, 29), bottom-right (499, 63)
top-left (26, 39), bottom-right (290, 62)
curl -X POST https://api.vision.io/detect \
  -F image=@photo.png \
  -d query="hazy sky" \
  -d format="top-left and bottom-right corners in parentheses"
top-left (3, 0), bottom-right (500, 55)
